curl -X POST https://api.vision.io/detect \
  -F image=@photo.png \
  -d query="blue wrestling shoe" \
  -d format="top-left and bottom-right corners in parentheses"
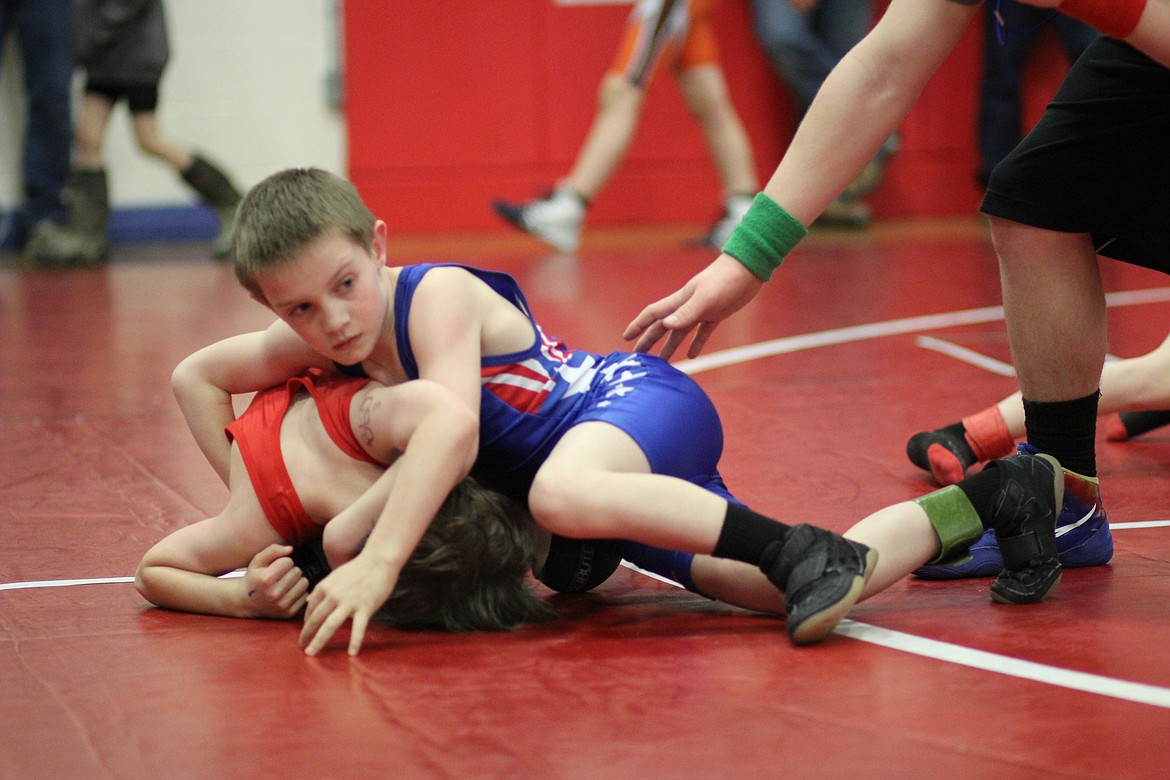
top-left (913, 443), bottom-right (1113, 580)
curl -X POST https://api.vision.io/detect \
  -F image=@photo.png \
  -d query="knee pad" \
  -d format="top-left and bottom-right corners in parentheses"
top-left (537, 536), bottom-right (624, 593)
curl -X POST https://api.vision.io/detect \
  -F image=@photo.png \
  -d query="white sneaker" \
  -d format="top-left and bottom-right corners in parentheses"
top-left (492, 187), bottom-right (584, 253)
top-left (697, 194), bottom-right (753, 248)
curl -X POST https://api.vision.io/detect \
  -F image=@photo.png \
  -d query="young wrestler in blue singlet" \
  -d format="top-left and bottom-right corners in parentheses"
top-left (172, 168), bottom-right (1066, 657)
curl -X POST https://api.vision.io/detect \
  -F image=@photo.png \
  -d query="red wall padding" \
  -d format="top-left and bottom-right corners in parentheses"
top-left (344, 1), bottom-right (1071, 235)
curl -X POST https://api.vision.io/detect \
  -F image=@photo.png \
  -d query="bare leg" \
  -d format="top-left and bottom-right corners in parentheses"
top-left (73, 92), bottom-right (115, 169)
top-left (983, 330), bottom-right (1170, 441)
top-left (689, 500), bottom-right (940, 611)
top-left (993, 219), bottom-right (1105, 402)
top-left (1099, 332), bottom-right (1170, 410)
top-left (845, 503), bottom-right (939, 598)
top-left (677, 64), bottom-right (758, 197)
top-left (528, 422), bottom-right (727, 552)
top-left (561, 73), bottom-right (646, 200)
top-left (130, 111), bottom-right (193, 171)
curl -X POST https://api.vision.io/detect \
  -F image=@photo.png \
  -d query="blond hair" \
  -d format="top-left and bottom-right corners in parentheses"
top-left (231, 168), bottom-right (375, 299)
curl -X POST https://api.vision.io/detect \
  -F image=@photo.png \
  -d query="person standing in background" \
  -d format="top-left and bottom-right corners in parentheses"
top-left (977, 0), bottom-right (1096, 187)
top-left (0, 0), bottom-right (73, 259)
top-left (492, 0), bottom-right (761, 254)
top-left (33, 0), bottom-right (244, 266)
top-left (748, 0), bottom-right (895, 228)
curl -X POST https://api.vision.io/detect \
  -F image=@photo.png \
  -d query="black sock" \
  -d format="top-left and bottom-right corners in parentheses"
top-left (712, 503), bottom-right (791, 566)
top-left (1023, 391), bottom-right (1099, 476)
top-left (955, 462), bottom-right (1002, 526)
top-left (1117, 409), bottom-right (1170, 440)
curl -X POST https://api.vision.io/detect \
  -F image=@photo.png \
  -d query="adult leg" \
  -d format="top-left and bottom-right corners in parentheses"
top-left (815, 0), bottom-right (872, 60)
top-left (28, 92), bottom-right (113, 266)
top-left (993, 219), bottom-right (1105, 474)
top-left (749, 0), bottom-right (838, 110)
top-left (906, 223), bottom-right (1105, 487)
top-left (908, 221), bottom-right (1114, 581)
top-left (13, 0), bottom-right (72, 235)
top-left (1054, 15), bottom-right (1099, 62)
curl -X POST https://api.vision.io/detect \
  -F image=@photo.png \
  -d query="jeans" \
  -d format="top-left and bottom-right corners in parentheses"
top-left (749, 0), bottom-right (872, 112)
top-left (978, 1), bottom-right (1097, 186)
top-left (1, 0), bottom-right (73, 233)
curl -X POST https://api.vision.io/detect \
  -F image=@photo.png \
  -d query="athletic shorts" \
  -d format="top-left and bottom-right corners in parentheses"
top-left (609, 0), bottom-right (719, 88)
top-left (981, 37), bottom-right (1170, 272)
top-left (85, 80), bottom-right (161, 113)
top-left (477, 351), bottom-right (737, 503)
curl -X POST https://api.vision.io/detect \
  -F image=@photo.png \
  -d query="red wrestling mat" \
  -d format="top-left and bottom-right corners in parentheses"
top-left (3, 220), bottom-right (1170, 778)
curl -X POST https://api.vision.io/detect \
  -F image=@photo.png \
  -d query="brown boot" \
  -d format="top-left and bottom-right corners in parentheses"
top-left (24, 168), bottom-right (110, 267)
top-left (181, 154), bottom-right (242, 259)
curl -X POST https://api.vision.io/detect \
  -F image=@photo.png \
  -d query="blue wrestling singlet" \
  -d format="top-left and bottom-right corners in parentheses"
top-left (391, 263), bottom-right (735, 504)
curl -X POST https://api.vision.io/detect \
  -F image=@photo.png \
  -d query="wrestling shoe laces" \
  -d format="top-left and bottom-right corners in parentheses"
top-left (760, 524), bottom-right (877, 645)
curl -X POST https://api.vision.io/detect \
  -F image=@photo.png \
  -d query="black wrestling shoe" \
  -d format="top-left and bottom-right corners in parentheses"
top-left (1108, 409), bottom-right (1170, 441)
top-left (290, 539), bottom-right (331, 591)
top-left (985, 453), bottom-right (1064, 605)
top-left (760, 524), bottom-right (877, 645)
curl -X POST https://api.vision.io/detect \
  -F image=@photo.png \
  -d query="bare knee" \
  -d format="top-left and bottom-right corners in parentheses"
top-left (528, 465), bottom-right (607, 538)
top-left (597, 72), bottom-right (643, 114)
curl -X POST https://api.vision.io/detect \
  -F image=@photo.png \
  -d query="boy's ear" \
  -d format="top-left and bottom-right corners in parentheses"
top-left (371, 220), bottom-right (388, 267)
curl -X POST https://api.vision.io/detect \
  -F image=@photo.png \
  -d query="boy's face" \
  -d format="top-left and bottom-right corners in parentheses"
top-left (255, 224), bottom-right (389, 365)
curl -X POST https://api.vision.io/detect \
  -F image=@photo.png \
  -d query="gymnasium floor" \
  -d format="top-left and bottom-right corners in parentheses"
top-left (3, 217), bottom-right (1170, 779)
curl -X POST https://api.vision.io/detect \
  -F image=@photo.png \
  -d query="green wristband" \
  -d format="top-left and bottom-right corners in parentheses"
top-left (720, 192), bottom-right (808, 282)
top-left (912, 485), bottom-right (985, 564)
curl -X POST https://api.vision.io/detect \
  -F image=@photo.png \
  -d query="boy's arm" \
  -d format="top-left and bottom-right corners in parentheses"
top-left (135, 453), bottom-right (308, 619)
top-left (172, 322), bottom-right (334, 483)
top-left (320, 456), bottom-right (403, 566)
top-left (300, 380), bottom-right (479, 656)
top-left (400, 267), bottom-right (489, 416)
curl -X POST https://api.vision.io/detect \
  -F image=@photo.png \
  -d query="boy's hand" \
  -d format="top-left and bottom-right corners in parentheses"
top-left (299, 554), bottom-right (399, 657)
top-left (623, 254), bottom-right (764, 360)
top-left (242, 544), bottom-right (310, 618)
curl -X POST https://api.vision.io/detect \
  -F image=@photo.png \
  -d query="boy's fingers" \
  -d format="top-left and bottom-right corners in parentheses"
top-left (252, 543), bottom-right (294, 568)
top-left (347, 613), bottom-right (371, 657)
top-left (279, 573), bottom-right (310, 611)
top-left (303, 608), bottom-right (350, 656)
top-left (299, 598), bottom-right (328, 647)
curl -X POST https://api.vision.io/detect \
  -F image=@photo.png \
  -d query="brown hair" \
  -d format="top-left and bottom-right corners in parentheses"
top-left (380, 477), bottom-right (556, 632)
top-left (230, 167), bottom-right (376, 300)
